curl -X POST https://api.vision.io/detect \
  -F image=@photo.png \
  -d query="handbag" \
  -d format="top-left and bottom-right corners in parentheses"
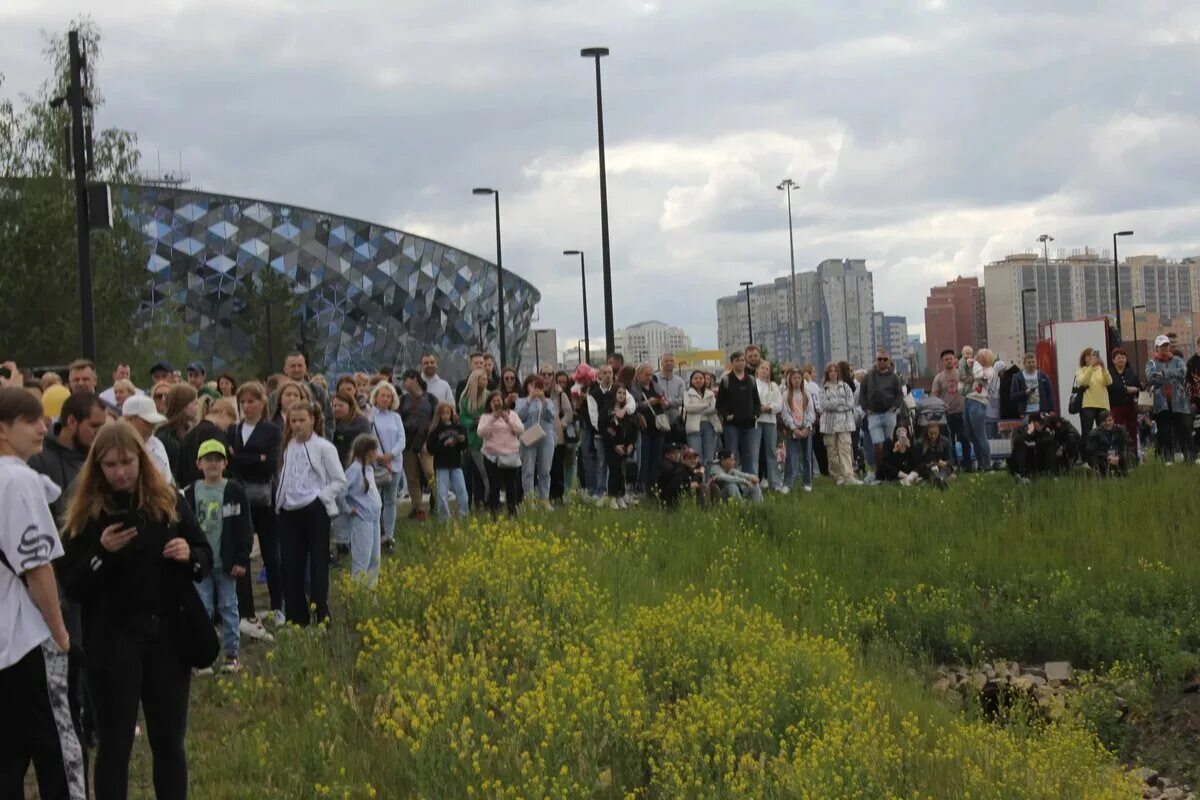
top-left (244, 481), bottom-right (272, 508)
top-left (654, 412), bottom-right (672, 433)
top-left (1136, 390), bottom-right (1154, 412)
top-left (519, 425), bottom-right (546, 447)
top-left (371, 420), bottom-right (395, 487)
top-left (171, 571), bottom-right (220, 669)
top-left (488, 451), bottom-right (522, 469)
top-left (1067, 379), bottom-right (1085, 415)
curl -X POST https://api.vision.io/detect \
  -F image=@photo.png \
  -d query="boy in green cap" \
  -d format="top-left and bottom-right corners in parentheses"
top-left (183, 439), bottom-right (252, 672)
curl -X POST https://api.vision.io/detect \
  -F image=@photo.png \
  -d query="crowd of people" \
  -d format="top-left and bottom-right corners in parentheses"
top-left (4, 329), bottom-right (1200, 798)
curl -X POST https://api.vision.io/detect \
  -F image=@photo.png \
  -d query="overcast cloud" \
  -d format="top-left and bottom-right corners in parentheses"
top-left (3, 0), bottom-right (1198, 352)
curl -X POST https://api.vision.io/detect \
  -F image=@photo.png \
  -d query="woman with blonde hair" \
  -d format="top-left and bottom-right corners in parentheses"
top-left (368, 380), bottom-right (405, 551)
top-left (59, 423), bottom-right (212, 800)
top-left (458, 369), bottom-right (491, 510)
top-left (819, 362), bottom-right (860, 485)
top-left (156, 383), bottom-right (198, 483)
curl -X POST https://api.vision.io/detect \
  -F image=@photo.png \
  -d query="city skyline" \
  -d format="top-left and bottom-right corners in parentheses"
top-left (3, 3), bottom-right (1197, 353)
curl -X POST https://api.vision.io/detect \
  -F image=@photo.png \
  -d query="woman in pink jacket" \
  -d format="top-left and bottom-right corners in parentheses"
top-left (477, 391), bottom-right (525, 515)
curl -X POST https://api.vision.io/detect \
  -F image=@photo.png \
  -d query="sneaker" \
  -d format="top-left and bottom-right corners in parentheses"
top-left (268, 609), bottom-right (286, 627)
top-left (221, 657), bottom-right (241, 673)
top-left (802, 485), bottom-right (813, 493)
top-left (382, 539), bottom-right (395, 553)
top-left (776, 485), bottom-right (790, 495)
top-left (835, 478), bottom-right (845, 486)
top-left (845, 477), bottom-right (864, 486)
top-left (239, 617), bottom-right (275, 643)
top-left (196, 665), bottom-right (215, 677)
top-left (617, 497), bottom-right (628, 509)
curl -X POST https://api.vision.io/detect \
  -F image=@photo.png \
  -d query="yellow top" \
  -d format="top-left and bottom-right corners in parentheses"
top-left (1074, 364), bottom-right (1112, 410)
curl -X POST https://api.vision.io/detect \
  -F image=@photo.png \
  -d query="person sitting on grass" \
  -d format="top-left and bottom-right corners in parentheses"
top-left (183, 439), bottom-right (252, 674)
top-left (680, 447), bottom-right (711, 506)
top-left (655, 442), bottom-right (693, 507)
top-left (1085, 409), bottom-right (1132, 477)
top-left (875, 425), bottom-right (917, 484)
top-left (1043, 413), bottom-right (1082, 473)
top-left (1009, 413), bottom-right (1056, 483)
top-left (912, 423), bottom-right (955, 489)
top-left (709, 449), bottom-right (764, 503)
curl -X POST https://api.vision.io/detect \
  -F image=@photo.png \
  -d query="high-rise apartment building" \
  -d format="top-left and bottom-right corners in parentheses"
top-left (923, 276), bottom-right (987, 368)
top-left (984, 251), bottom-right (1200, 359)
top-left (717, 258), bottom-right (874, 369)
top-left (872, 312), bottom-right (909, 362)
top-left (612, 321), bottom-right (693, 367)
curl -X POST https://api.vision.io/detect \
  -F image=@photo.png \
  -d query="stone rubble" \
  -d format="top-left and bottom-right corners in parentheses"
top-left (933, 662), bottom-right (1196, 800)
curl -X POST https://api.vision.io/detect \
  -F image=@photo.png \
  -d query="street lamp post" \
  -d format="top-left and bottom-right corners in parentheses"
top-left (580, 47), bottom-right (616, 359)
top-left (1113, 230), bottom-right (1133, 340)
top-left (473, 188), bottom-right (507, 368)
top-left (1132, 304), bottom-right (1146, 375)
top-left (778, 179), bottom-right (800, 362)
top-left (740, 281), bottom-right (754, 346)
top-left (1021, 288), bottom-right (1037, 354)
top-left (563, 249), bottom-right (591, 364)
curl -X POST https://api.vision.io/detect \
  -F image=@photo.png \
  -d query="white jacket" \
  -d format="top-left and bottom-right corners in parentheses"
top-left (683, 387), bottom-right (722, 434)
top-left (275, 435), bottom-right (348, 518)
top-left (756, 379), bottom-right (782, 425)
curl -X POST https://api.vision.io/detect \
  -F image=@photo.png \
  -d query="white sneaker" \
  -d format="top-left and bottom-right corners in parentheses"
top-left (776, 485), bottom-right (790, 495)
top-left (802, 485), bottom-right (813, 493)
top-left (268, 609), bottom-right (286, 627)
top-left (835, 478), bottom-right (845, 486)
top-left (617, 497), bottom-right (628, 509)
top-left (845, 477), bottom-right (864, 486)
top-left (240, 617), bottom-right (275, 643)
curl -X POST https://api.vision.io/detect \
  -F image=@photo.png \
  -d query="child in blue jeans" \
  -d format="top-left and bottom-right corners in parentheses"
top-left (342, 435), bottom-right (383, 585)
top-left (426, 402), bottom-right (470, 520)
top-left (184, 439), bottom-right (252, 672)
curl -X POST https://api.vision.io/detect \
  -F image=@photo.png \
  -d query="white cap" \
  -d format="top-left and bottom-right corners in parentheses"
top-left (1155, 334), bottom-right (1172, 347)
top-left (122, 394), bottom-right (167, 425)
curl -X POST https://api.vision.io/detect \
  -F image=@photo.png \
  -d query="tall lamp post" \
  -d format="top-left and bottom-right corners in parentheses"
top-left (1132, 304), bottom-right (1146, 375)
top-left (1113, 230), bottom-right (1133, 339)
top-left (473, 188), bottom-right (507, 368)
top-left (563, 249), bottom-right (591, 364)
top-left (777, 179), bottom-right (800, 361)
top-left (740, 281), bottom-right (754, 345)
top-left (580, 47), bottom-right (616, 359)
top-left (1021, 288), bottom-right (1037, 355)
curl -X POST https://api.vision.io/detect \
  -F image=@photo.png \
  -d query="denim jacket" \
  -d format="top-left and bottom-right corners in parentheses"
top-left (1145, 355), bottom-right (1189, 414)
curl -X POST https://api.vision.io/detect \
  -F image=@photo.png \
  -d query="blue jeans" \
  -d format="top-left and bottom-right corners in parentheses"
top-left (867, 410), bottom-right (897, 445)
top-left (946, 411), bottom-right (972, 467)
top-left (348, 512), bottom-right (380, 584)
top-left (965, 399), bottom-right (990, 469)
top-left (785, 432), bottom-right (814, 488)
top-left (196, 569), bottom-right (239, 658)
top-left (435, 467), bottom-right (469, 519)
top-left (520, 433), bottom-right (555, 500)
top-left (860, 418), bottom-right (875, 468)
top-left (757, 422), bottom-right (783, 488)
top-left (723, 425), bottom-right (759, 473)
top-left (719, 480), bottom-right (764, 502)
top-left (638, 429), bottom-right (665, 493)
top-left (379, 473), bottom-right (400, 543)
top-left (687, 422), bottom-right (718, 465)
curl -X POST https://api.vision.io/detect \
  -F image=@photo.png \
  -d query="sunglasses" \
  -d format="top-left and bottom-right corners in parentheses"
top-left (877, 358), bottom-right (890, 362)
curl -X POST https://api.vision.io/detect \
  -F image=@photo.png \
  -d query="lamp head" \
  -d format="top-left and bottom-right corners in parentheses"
top-left (472, 187), bottom-right (496, 196)
top-left (580, 47), bottom-right (610, 58)
top-left (1115, 230), bottom-right (1134, 237)
top-left (563, 249), bottom-right (581, 256)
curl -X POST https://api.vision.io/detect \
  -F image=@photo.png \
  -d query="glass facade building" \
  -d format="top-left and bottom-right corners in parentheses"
top-left (118, 185), bottom-right (540, 378)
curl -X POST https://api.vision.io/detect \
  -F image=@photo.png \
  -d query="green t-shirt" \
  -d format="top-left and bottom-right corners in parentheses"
top-left (193, 480), bottom-right (227, 572)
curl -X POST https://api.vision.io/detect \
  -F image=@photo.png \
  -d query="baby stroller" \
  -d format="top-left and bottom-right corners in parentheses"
top-left (913, 395), bottom-right (948, 437)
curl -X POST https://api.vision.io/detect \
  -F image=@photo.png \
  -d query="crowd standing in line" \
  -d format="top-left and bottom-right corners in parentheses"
top-left (5, 328), bottom-right (1200, 797)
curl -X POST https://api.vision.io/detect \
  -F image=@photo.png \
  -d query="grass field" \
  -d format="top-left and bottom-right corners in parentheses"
top-left (126, 467), bottom-right (1200, 798)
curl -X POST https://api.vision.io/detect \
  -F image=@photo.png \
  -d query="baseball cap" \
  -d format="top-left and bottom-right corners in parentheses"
top-left (122, 395), bottom-right (167, 425)
top-left (197, 439), bottom-right (227, 460)
top-left (186, 361), bottom-right (206, 374)
top-left (664, 441), bottom-right (682, 455)
top-left (1154, 334), bottom-right (1171, 347)
top-left (681, 446), bottom-right (699, 459)
top-left (150, 360), bottom-right (174, 375)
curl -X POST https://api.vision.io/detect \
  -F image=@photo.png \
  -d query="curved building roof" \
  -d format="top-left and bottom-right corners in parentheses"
top-left (118, 184), bottom-right (540, 377)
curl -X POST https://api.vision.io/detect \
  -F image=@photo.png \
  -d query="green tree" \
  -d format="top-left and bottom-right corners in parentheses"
top-left (0, 18), bottom-right (148, 369)
top-left (228, 268), bottom-right (326, 378)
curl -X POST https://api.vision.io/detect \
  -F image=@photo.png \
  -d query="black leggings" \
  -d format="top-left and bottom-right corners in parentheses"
top-left (237, 498), bottom-right (282, 619)
top-left (604, 442), bottom-right (628, 498)
top-left (89, 634), bottom-right (191, 800)
top-left (483, 459), bottom-right (521, 515)
top-left (278, 501), bottom-right (331, 626)
top-left (1079, 407), bottom-right (1101, 440)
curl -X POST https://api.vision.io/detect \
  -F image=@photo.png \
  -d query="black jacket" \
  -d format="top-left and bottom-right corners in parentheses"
top-left (155, 425), bottom-right (187, 485)
top-left (58, 492), bottom-right (212, 667)
top-left (656, 458), bottom-right (693, 506)
top-left (913, 436), bottom-right (953, 470)
top-left (426, 422), bottom-right (469, 470)
top-left (1085, 425), bottom-right (1132, 468)
top-left (1108, 364), bottom-right (1141, 409)
top-left (183, 479), bottom-right (253, 575)
top-left (716, 372), bottom-right (761, 429)
top-left (875, 441), bottom-right (913, 482)
top-left (227, 419), bottom-right (282, 486)
top-left (604, 406), bottom-right (640, 449)
top-left (330, 413), bottom-right (372, 466)
top-left (1009, 426), bottom-right (1057, 478)
top-left (400, 392), bottom-right (440, 451)
top-left (28, 433), bottom-right (86, 521)
top-left (859, 368), bottom-right (904, 414)
top-left (178, 420), bottom-right (232, 487)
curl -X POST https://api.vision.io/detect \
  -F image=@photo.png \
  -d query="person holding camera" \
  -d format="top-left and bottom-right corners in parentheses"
top-left (1073, 347), bottom-right (1111, 439)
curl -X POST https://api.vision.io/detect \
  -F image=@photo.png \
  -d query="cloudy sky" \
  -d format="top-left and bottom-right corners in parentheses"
top-left (3, 1), bottom-right (1198, 353)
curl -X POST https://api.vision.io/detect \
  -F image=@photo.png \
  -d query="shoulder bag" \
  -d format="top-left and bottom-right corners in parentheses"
top-left (1067, 378), bottom-right (1085, 416)
top-left (370, 421), bottom-right (395, 488)
top-left (170, 567), bottom-right (220, 669)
